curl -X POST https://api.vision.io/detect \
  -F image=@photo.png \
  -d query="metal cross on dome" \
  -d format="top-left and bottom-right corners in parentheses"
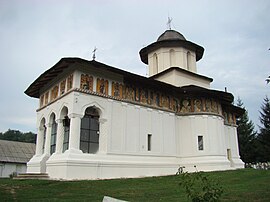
top-left (92, 47), bottom-right (97, 60)
top-left (167, 17), bottom-right (173, 30)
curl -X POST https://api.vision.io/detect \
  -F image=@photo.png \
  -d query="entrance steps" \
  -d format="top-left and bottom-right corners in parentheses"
top-left (14, 173), bottom-right (49, 180)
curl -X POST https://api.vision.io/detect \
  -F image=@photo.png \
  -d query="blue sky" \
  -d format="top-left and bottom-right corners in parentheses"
top-left (0, 0), bottom-right (269, 132)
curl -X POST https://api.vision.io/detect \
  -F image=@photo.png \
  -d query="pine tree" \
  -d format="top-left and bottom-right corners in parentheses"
top-left (236, 98), bottom-right (257, 163)
top-left (257, 96), bottom-right (270, 162)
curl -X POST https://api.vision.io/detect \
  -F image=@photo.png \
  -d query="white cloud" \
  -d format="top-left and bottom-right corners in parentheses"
top-left (0, 0), bottom-right (269, 132)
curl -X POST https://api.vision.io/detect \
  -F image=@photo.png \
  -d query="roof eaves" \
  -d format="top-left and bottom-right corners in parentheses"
top-left (24, 58), bottom-right (76, 98)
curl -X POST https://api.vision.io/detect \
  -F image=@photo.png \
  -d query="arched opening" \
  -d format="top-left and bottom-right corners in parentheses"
top-left (50, 113), bottom-right (57, 155)
top-left (153, 53), bottom-right (158, 74)
top-left (60, 106), bottom-right (70, 152)
top-left (80, 107), bottom-right (100, 154)
top-left (40, 118), bottom-right (46, 154)
top-left (187, 51), bottom-right (191, 70)
top-left (169, 49), bottom-right (175, 67)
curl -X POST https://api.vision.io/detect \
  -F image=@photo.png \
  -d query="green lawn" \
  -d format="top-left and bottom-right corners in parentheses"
top-left (0, 169), bottom-right (270, 201)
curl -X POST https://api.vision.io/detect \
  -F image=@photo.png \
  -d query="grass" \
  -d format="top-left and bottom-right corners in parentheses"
top-left (0, 169), bottom-right (270, 201)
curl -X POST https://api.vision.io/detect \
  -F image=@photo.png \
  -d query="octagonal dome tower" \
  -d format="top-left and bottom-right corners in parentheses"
top-left (140, 30), bottom-right (211, 89)
top-left (140, 30), bottom-right (204, 76)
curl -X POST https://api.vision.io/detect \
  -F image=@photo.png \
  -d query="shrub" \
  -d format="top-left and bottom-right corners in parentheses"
top-left (179, 170), bottom-right (223, 202)
top-left (9, 172), bottom-right (17, 179)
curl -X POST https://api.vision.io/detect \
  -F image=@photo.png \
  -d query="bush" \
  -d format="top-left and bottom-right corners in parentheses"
top-left (179, 170), bottom-right (223, 202)
top-left (9, 172), bottom-right (17, 179)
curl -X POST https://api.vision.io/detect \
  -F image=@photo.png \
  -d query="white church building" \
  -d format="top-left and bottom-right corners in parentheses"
top-left (25, 29), bottom-right (244, 180)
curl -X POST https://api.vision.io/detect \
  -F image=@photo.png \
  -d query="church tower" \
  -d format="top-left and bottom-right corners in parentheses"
top-left (139, 30), bottom-right (212, 89)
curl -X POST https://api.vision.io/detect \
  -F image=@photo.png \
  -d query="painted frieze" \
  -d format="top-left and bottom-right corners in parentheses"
top-left (45, 92), bottom-right (49, 105)
top-left (112, 82), bottom-right (123, 98)
top-left (194, 99), bottom-right (202, 112)
top-left (140, 89), bottom-right (148, 104)
top-left (180, 99), bottom-right (191, 113)
top-left (50, 85), bottom-right (59, 101)
top-left (80, 74), bottom-right (93, 91)
top-left (161, 95), bottom-right (170, 109)
top-left (40, 95), bottom-right (44, 108)
top-left (97, 78), bottom-right (108, 95)
top-left (60, 79), bottom-right (66, 95)
top-left (205, 99), bottom-right (211, 112)
top-left (211, 99), bottom-right (218, 113)
top-left (125, 85), bottom-right (135, 101)
top-left (67, 74), bottom-right (73, 91)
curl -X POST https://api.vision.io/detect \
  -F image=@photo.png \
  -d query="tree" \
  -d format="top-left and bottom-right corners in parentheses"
top-left (0, 129), bottom-right (36, 143)
top-left (236, 98), bottom-right (257, 163)
top-left (257, 96), bottom-right (270, 162)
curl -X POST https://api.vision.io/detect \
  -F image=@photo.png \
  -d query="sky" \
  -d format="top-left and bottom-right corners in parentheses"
top-left (0, 0), bottom-right (269, 133)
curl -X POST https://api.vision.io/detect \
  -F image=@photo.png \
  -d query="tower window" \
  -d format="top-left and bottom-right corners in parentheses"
top-left (198, 135), bottom-right (204, 151)
top-left (169, 49), bottom-right (175, 66)
top-left (187, 51), bottom-right (191, 70)
top-left (147, 134), bottom-right (152, 151)
top-left (153, 53), bottom-right (158, 74)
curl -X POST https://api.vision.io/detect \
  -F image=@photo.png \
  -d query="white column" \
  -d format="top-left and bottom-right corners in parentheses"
top-left (98, 118), bottom-right (108, 154)
top-left (55, 119), bottom-right (64, 154)
top-left (68, 113), bottom-right (83, 153)
top-left (36, 126), bottom-right (45, 155)
top-left (44, 123), bottom-right (52, 155)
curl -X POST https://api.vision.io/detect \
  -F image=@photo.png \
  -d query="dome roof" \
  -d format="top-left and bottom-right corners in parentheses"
top-left (139, 29), bottom-right (204, 65)
top-left (157, 30), bottom-right (186, 41)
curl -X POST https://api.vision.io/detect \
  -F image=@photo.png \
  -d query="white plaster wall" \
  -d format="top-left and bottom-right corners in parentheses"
top-left (108, 99), bottom-right (176, 156)
top-left (154, 69), bottom-right (211, 88)
top-left (177, 115), bottom-right (231, 171)
top-left (224, 125), bottom-right (244, 168)
top-left (0, 163), bottom-right (27, 178)
top-left (148, 47), bottom-right (197, 76)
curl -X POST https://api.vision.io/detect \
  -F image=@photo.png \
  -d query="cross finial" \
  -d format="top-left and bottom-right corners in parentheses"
top-left (92, 47), bottom-right (97, 60)
top-left (167, 16), bottom-right (173, 30)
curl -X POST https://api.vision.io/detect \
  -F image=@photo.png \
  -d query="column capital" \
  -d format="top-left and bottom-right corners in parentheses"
top-left (38, 126), bottom-right (45, 131)
top-left (45, 123), bottom-right (52, 128)
top-left (68, 113), bottom-right (84, 119)
top-left (56, 119), bottom-right (63, 124)
top-left (99, 118), bottom-right (107, 124)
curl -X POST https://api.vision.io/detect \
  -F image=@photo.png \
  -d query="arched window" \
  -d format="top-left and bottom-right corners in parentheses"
top-left (50, 113), bottom-right (57, 155)
top-left (40, 118), bottom-right (46, 154)
top-left (169, 49), bottom-right (175, 66)
top-left (187, 51), bottom-right (191, 70)
top-left (61, 107), bottom-right (70, 152)
top-left (153, 53), bottom-right (158, 74)
top-left (80, 107), bottom-right (100, 154)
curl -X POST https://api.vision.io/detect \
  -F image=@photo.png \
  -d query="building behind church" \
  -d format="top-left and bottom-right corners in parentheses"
top-left (0, 140), bottom-right (35, 178)
top-left (25, 29), bottom-right (244, 180)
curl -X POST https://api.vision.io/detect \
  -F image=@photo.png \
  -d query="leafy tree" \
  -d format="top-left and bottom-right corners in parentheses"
top-left (257, 96), bottom-right (270, 162)
top-left (0, 129), bottom-right (36, 143)
top-left (236, 98), bottom-right (257, 163)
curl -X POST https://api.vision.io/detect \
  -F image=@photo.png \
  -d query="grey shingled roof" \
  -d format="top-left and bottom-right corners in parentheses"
top-left (0, 140), bottom-right (35, 164)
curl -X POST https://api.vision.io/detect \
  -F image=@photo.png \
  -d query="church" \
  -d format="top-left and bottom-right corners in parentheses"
top-left (25, 29), bottom-right (244, 180)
